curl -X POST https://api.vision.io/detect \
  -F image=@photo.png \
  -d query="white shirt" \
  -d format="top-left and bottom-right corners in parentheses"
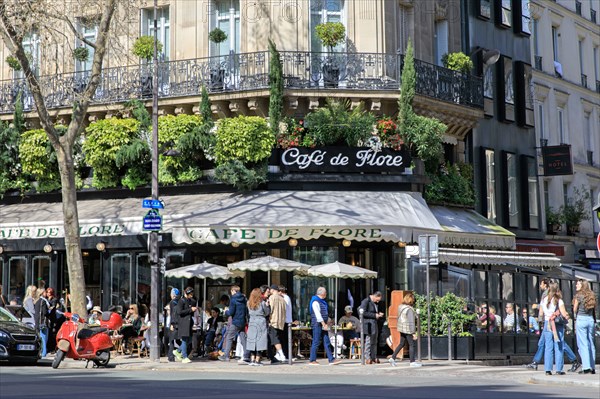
top-left (312, 301), bottom-right (325, 323)
top-left (541, 298), bottom-right (563, 321)
top-left (283, 294), bottom-right (292, 324)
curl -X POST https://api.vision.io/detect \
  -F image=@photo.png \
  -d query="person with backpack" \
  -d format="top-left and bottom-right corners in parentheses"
top-left (389, 292), bottom-right (421, 367)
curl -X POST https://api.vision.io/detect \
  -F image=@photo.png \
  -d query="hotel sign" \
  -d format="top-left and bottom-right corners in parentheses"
top-left (278, 147), bottom-right (411, 173)
top-left (542, 145), bottom-right (573, 176)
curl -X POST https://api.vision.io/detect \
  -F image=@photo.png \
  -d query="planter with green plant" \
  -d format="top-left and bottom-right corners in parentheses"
top-left (414, 292), bottom-right (477, 360)
top-left (315, 22), bottom-right (345, 88)
top-left (132, 36), bottom-right (163, 97)
top-left (560, 186), bottom-right (591, 236)
top-left (545, 205), bottom-right (563, 234)
top-left (441, 52), bottom-right (474, 74)
top-left (208, 27), bottom-right (228, 90)
top-left (72, 46), bottom-right (90, 63)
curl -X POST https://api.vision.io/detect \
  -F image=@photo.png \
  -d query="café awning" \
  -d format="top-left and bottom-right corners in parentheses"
top-left (0, 191), bottom-right (443, 245)
top-left (429, 206), bottom-right (516, 249)
top-left (438, 248), bottom-right (561, 267)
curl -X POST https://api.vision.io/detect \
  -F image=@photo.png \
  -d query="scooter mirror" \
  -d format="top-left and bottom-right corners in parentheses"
top-left (72, 314), bottom-right (80, 323)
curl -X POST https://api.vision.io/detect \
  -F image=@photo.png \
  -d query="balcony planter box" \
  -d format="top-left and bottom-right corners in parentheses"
top-left (322, 62), bottom-right (340, 88)
top-left (420, 336), bottom-right (474, 360)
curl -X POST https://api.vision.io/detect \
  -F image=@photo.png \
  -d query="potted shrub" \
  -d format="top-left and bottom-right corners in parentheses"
top-left (441, 52), bottom-right (474, 74)
top-left (545, 205), bottom-right (563, 234)
top-left (315, 22), bottom-right (345, 88)
top-left (5, 55), bottom-right (21, 71)
top-left (72, 46), bottom-right (90, 63)
top-left (560, 186), bottom-right (591, 236)
top-left (132, 36), bottom-right (163, 97)
top-left (208, 27), bottom-right (228, 90)
top-left (415, 292), bottom-right (477, 360)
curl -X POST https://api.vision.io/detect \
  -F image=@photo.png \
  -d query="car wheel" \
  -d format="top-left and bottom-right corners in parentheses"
top-left (52, 350), bottom-right (65, 369)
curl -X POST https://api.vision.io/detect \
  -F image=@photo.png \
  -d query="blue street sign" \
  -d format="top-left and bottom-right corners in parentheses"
top-left (143, 209), bottom-right (162, 231)
top-left (142, 199), bottom-right (164, 209)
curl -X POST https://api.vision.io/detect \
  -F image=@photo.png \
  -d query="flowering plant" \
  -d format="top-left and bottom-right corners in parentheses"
top-left (276, 118), bottom-right (306, 149)
top-left (376, 117), bottom-right (397, 141)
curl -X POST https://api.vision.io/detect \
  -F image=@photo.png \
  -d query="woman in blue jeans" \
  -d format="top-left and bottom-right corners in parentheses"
top-left (540, 283), bottom-right (570, 375)
top-left (573, 279), bottom-right (597, 375)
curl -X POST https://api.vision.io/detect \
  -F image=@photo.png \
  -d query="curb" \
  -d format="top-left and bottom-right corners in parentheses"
top-left (528, 376), bottom-right (600, 388)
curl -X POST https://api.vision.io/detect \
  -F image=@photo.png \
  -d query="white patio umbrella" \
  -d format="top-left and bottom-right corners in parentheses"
top-left (164, 261), bottom-right (237, 309)
top-left (227, 255), bottom-right (311, 285)
top-left (307, 261), bottom-right (378, 358)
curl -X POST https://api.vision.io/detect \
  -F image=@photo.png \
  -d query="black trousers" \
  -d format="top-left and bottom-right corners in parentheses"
top-left (392, 332), bottom-right (415, 362)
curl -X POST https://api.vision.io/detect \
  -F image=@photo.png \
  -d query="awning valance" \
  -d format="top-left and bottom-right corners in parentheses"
top-left (439, 248), bottom-right (561, 267)
top-left (0, 191), bottom-right (443, 245)
top-left (429, 206), bottom-right (516, 249)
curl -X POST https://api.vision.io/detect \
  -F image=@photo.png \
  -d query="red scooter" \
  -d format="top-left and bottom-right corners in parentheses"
top-left (52, 311), bottom-right (122, 369)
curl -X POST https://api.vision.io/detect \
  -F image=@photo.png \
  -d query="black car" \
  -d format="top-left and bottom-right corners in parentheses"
top-left (0, 306), bottom-right (41, 364)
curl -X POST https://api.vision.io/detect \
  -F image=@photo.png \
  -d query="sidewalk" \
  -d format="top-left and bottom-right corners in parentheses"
top-left (41, 353), bottom-right (600, 389)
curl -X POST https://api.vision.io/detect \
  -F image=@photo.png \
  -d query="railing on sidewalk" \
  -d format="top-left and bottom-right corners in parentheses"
top-left (0, 51), bottom-right (483, 115)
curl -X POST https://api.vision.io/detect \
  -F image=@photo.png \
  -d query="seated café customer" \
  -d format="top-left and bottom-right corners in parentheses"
top-left (88, 306), bottom-right (103, 326)
top-left (204, 307), bottom-right (223, 352)
top-left (121, 304), bottom-right (142, 352)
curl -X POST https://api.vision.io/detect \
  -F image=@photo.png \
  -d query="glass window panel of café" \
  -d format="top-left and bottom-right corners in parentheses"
top-left (136, 253), bottom-right (150, 307)
top-left (32, 256), bottom-right (50, 290)
top-left (111, 254), bottom-right (132, 309)
top-left (293, 246), bottom-right (338, 323)
top-left (9, 257), bottom-right (27, 304)
top-left (440, 265), bottom-right (471, 300)
top-left (164, 251), bottom-right (185, 303)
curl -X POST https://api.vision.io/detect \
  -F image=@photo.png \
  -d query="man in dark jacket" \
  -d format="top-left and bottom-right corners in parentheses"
top-left (219, 285), bottom-right (247, 361)
top-left (34, 288), bottom-right (49, 357)
top-left (167, 288), bottom-right (180, 362)
top-left (360, 291), bottom-right (383, 364)
top-left (173, 287), bottom-right (197, 363)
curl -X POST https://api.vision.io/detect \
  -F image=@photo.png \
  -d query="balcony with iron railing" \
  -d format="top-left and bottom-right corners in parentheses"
top-left (0, 51), bottom-right (483, 115)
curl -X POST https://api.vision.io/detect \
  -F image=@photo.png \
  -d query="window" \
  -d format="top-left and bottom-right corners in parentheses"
top-left (506, 152), bottom-right (519, 227)
top-left (515, 62), bottom-right (534, 126)
top-left (497, 0), bottom-right (512, 28)
top-left (434, 20), bottom-right (448, 67)
top-left (563, 183), bottom-right (569, 207)
top-left (141, 6), bottom-right (170, 59)
top-left (543, 181), bottom-right (549, 213)
top-left (532, 18), bottom-right (539, 56)
top-left (477, 0), bottom-right (491, 19)
top-left (76, 19), bottom-right (97, 72)
top-left (504, 58), bottom-right (514, 105)
top-left (136, 253), bottom-right (150, 307)
top-left (8, 257), bottom-right (26, 305)
top-left (310, 0), bottom-right (345, 52)
top-left (579, 39), bottom-right (585, 76)
top-left (575, 1), bottom-right (582, 16)
top-left (110, 254), bottom-right (131, 307)
top-left (594, 47), bottom-right (599, 81)
top-left (538, 103), bottom-right (545, 141)
top-left (552, 27), bottom-right (560, 62)
top-left (32, 256), bottom-right (50, 288)
top-left (526, 156), bottom-right (539, 229)
top-left (21, 32), bottom-right (40, 78)
top-left (483, 64), bottom-right (494, 98)
top-left (515, 0), bottom-right (531, 35)
top-left (485, 149), bottom-right (497, 222)
top-left (557, 107), bottom-right (566, 143)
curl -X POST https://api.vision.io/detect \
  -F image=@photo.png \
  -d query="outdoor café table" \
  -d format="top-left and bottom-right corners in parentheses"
top-left (291, 325), bottom-right (353, 359)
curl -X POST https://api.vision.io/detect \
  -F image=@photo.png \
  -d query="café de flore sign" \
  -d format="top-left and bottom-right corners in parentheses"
top-left (278, 147), bottom-right (411, 173)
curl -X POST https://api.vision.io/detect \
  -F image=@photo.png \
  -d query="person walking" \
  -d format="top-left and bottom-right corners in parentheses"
top-left (280, 285), bottom-right (293, 358)
top-left (174, 287), bottom-right (197, 363)
top-left (540, 282), bottom-right (570, 375)
top-left (267, 284), bottom-right (287, 363)
top-left (389, 292), bottom-right (421, 367)
top-left (573, 279), bottom-right (597, 375)
top-left (219, 285), bottom-right (247, 362)
top-left (309, 287), bottom-right (341, 366)
top-left (246, 288), bottom-right (271, 366)
top-left (360, 291), bottom-right (384, 364)
top-left (167, 288), bottom-right (180, 362)
top-left (34, 287), bottom-right (49, 357)
top-left (526, 278), bottom-right (580, 371)
top-left (23, 285), bottom-right (37, 317)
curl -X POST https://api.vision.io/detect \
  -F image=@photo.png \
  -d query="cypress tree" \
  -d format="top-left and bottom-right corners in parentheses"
top-left (268, 39), bottom-right (284, 135)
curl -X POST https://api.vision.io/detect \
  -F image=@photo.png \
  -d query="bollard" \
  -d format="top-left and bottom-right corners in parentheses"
top-left (447, 321), bottom-right (451, 361)
top-left (288, 323), bottom-right (293, 365)
top-left (359, 307), bottom-right (365, 366)
top-left (416, 308), bottom-right (421, 362)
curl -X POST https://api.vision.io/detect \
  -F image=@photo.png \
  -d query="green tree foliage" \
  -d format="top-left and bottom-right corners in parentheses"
top-left (304, 99), bottom-right (375, 146)
top-left (214, 159), bottom-right (268, 191)
top-left (114, 101), bottom-right (151, 189)
top-left (19, 128), bottom-right (61, 192)
top-left (415, 292), bottom-right (476, 337)
top-left (214, 116), bottom-right (274, 164)
top-left (0, 93), bottom-right (26, 195)
top-left (83, 118), bottom-right (140, 189)
top-left (268, 39), bottom-right (284, 136)
top-left (425, 162), bottom-right (475, 207)
top-left (315, 22), bottom-right (346, 51)
top-left (441, 52), bottom-right (474, 74)
top-left (158, 114), bottom-right (203, 184)
top-left (132, 36), bottom-right (163, 61)
top-left (178, 86), bottom-right (215, 162)
top-left (398, 39), bottom-right (446, 173)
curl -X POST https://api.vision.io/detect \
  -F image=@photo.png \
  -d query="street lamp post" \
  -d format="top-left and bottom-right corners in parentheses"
top-left (149, 0), bottom-right (160, 363)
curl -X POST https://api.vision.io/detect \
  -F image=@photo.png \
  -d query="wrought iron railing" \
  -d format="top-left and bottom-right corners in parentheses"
top-left (0, 51), bottom-right (483, 115)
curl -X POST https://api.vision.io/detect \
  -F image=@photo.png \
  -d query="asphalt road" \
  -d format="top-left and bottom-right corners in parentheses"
top-left (1, 363), bottom-right (598, 399)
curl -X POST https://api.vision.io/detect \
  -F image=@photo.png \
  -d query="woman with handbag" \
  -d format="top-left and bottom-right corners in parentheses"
top-left (573, 279), bottom-right (597, 375)
top-left (539, 282), bottom-right (570, 375)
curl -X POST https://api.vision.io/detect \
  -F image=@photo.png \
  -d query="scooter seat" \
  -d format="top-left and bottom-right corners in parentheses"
top-left (77, 327), bottom-right (109, 339)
